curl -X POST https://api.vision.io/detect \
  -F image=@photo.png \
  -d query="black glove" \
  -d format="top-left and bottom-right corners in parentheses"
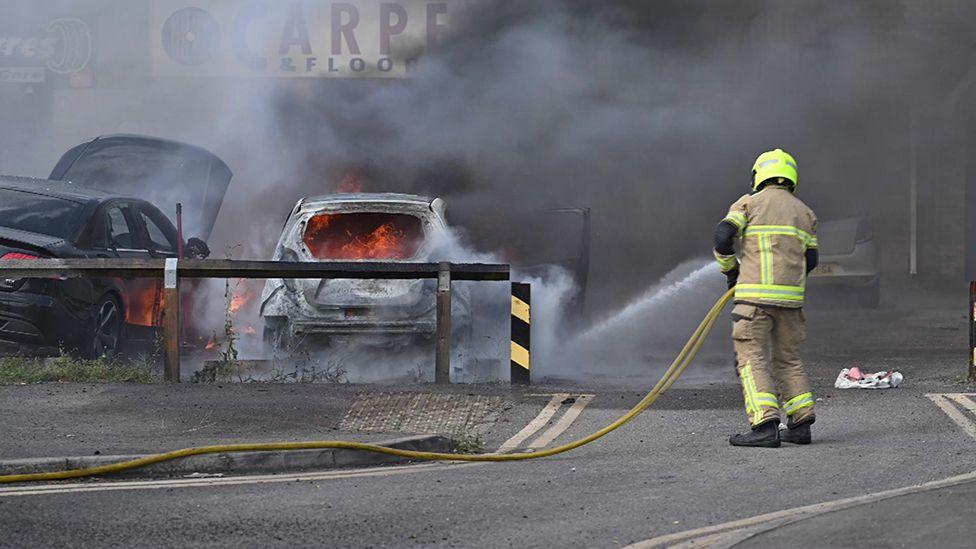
top-left (724, 268), bottom-right (739, 289)
top-left (184, 237), bottom-right (211, 259)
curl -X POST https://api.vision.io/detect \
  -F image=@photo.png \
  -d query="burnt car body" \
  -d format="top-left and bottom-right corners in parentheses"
top-left (260, 194), bottom-right (466, 349)
top-left (0, 135), bottom-right (231, 357)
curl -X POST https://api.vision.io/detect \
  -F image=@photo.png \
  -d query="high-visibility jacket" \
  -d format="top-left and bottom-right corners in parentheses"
top-left (714, 185), bottom-right (818, 308)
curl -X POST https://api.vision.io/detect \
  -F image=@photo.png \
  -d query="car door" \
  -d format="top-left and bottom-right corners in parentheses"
top-left (90, 201), bottom-right (161, 331)
top-left (131, 201), bottom-right (204, 342)
top-left (133, 202), bottom-right (180, 259)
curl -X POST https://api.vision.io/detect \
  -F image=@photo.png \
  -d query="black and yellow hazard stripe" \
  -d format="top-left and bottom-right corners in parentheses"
top-left (511, 282), bottom-right (531, 385)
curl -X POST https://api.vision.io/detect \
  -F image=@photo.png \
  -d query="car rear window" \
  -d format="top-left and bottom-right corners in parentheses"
top-left (303, 213), bottom-right (424, 260)
top-left (0, 188), bottom-right (88, 240)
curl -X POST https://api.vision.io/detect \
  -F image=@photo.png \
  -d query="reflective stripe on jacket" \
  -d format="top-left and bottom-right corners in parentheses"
top-left (717, 185), bottom-right (818, 308)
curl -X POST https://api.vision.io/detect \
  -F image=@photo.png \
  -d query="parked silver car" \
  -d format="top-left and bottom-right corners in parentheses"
top-left (807, 217), bottom-right (880, 307)
top-left (259, 193), bottom-right (469, 350)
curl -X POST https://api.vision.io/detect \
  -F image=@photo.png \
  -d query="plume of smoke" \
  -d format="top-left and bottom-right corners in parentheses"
top-left (199, 0), bottom-right (934, 314)
top-left (425, 226), bottom-right (579, 381)
top-left (3, 0), bottom-right (962, 382)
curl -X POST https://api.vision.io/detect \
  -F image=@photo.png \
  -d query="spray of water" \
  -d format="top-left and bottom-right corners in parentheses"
top-left (542, 259), bottom-right (732, 384)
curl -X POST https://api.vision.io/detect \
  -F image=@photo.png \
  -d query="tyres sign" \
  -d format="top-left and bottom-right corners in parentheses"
top-left (152, 1), bottom-right (452, 78)
top-left (0, 18), bottom-right (93, 82)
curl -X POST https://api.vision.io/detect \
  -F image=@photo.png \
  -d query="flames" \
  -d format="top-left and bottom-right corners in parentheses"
top-left (117, 276), bottom-right (260, 352)
top-left (229, 283), bottom-right (257, 315)
top-left (199, 279), bottom-right (260, 353)
top-left (304, 213), bottom-right (421, 260)
top-left (227, 279), bottom-right (259, 339)
top-left (126, 282), bottom-right (164, 327)
top-left (341, 222), bottom-right (408, 259)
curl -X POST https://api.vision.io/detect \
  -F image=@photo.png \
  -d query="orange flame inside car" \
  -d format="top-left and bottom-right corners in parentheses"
top-left (303, 213), bottom-right (423, 260)
top-left (126, 284), bottom-right (164, 327)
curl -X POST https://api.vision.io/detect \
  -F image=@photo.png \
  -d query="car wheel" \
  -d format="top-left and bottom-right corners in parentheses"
top-left (857, 281), bottom-right (880, 309)
top-left (87, 294), bottom-right (124, 359)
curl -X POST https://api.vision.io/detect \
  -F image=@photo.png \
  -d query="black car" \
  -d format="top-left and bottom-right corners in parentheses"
top-left (0, 135), bottom-right (232, 358)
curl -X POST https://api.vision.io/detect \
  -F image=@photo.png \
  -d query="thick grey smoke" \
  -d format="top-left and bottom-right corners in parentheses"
top-left (2, 1), bottom-right (969, 380)
top-left (201, 0), bottom-right (942, 312)
top-left (1, 0), bottom-right (954, 308)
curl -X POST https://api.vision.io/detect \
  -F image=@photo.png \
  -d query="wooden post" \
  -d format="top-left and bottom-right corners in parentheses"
top-left (163, 258), bottom-right (181, 383)
top-left (435, 262), bottom-right (452, 384)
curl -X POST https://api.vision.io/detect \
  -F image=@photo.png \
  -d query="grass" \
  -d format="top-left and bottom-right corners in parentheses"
top-left (453, 434), bottom-right (484, 455)
top-left (0, 354), bottom-right (161, 384)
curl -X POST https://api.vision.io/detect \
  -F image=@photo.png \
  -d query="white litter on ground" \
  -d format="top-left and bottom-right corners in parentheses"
top-left (834, 366), bottom-right (903, 389)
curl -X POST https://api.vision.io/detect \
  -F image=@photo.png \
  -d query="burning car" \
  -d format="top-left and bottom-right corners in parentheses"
top-left (0, 135), bottom-right (231, 357)
top-left (260, 193), bottom-right (471, 353)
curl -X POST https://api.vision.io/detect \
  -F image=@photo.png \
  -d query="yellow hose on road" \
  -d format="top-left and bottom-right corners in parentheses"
top-left (0, 289), bottom-right (734, 484)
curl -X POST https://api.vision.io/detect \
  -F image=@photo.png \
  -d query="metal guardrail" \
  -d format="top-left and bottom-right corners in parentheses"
top-left (0, 259), bottom-right (510, 383)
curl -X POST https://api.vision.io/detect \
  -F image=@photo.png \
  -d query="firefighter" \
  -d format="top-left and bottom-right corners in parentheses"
top-left (713, 148), bottom-right (819, 447)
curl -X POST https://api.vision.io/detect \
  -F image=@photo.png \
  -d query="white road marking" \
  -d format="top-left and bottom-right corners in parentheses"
top-left (625, 469), bottom-right (976, 548)
top-left (946, 393), bottom-right (976, 415)
top-left (496, 393), bottom-right (569, 453)
top-left (926, 393), bottom-right (976, 440)
top-left (0, 462), bottom-right (478, 498)
top-left (527, 394), bottom-right (594, 449)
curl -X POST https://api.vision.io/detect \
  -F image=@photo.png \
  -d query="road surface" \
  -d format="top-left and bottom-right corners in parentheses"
top-left (0, 286), bottom-right (973, 548)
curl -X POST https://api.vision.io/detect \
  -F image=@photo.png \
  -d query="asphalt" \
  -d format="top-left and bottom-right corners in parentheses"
top-left (0, 381), bottom-right (565, 460)
top-left (0, 282), bottom-right (973, 547)
top-left (738, 480), bottom-right (976, 549)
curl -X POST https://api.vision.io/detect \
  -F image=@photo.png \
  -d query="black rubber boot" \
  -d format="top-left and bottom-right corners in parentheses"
top-left (729, 419), bottom-right (781, 448)
top-left (780, 418), bottom-right (814, 445)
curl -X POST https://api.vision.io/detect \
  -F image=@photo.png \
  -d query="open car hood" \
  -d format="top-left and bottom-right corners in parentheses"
top-left (49, 134), bottom-right (232, 241)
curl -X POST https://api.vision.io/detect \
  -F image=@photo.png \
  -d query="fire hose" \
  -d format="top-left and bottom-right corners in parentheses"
top-left (0, 289), bottom-right (734, 484)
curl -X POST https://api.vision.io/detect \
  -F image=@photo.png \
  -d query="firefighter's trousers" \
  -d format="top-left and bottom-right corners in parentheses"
top-left (731, 303), bottom-right (815, 427)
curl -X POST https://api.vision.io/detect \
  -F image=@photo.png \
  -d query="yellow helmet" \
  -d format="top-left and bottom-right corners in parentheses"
top-left (752, 148), bottom-right (798, 192)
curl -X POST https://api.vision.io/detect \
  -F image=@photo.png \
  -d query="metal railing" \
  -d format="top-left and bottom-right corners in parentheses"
top-left (0, 259), bottom-right (510, 383)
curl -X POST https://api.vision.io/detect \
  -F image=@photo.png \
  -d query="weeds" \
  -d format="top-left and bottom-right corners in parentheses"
top-left (193, 361), bottom-right (348, 384)
top-left (262, 363), bottom-right (348, 384)
top-left (0, 353), bottom-right (161, 384)
top-left (194, 273), bottom-right (246, 383)
top-left (453, 434), bottom-right (484, 454)
top-left (192, 359), bottom-right (247, 383)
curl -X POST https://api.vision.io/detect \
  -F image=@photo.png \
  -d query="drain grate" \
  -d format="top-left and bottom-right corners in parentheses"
top-left (340, 392), bottom-right (505, 436)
